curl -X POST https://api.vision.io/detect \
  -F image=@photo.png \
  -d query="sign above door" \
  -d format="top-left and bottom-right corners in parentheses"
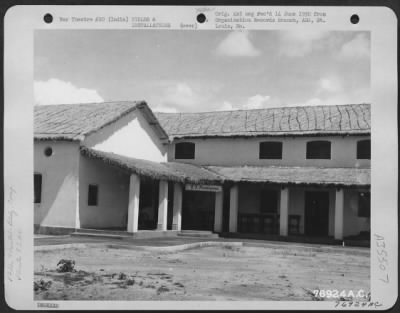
top-left (185, 184), bottom-right (222, 192)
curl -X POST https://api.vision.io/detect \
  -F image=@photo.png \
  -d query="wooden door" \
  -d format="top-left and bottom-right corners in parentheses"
top-left (305, 191), bottom-right (330, 236)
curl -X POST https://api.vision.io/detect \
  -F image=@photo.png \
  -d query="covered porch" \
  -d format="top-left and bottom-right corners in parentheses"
top-left (79, 147), bottom-right (224, 234)
top-left (209, 165), bottom-right (371, 242)
top-left (78, 148), bottom-right (370, 244)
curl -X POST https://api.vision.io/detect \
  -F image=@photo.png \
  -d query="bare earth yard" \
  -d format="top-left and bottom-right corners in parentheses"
top-left (34, 243), bottom-right (370, 301)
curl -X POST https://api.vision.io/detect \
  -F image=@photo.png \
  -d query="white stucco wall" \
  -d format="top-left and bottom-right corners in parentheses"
top-left (34, 141), bottom-right (80, 228)
top-left (168, 136), bottom-right (371, 168)
top-left (79, 156), bottom-right (130, 229)
top-left (237, 185), bottom-right (370, 237)
top-left (84, 109), bottom-right (167, 162)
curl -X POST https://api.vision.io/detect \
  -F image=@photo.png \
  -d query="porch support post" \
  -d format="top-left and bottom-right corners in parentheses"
top-left (127, 174), bottom-right (140, 233)
top-left (157, 180), bottom-right (169, 231)
top-left (172, 183), bottom-right (182, 231)
top-left (279, 186), bottom-right (289, 236)
top-left (334, 188), bottom-right (344, 240)
top-left (214, 190), bottom-right (223, 233)
top-left (229, 184), bottom-right (239, 232)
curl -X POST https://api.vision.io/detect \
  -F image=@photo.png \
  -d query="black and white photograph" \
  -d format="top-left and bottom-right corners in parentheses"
top-left (3, 5), bottom-right (398, 310)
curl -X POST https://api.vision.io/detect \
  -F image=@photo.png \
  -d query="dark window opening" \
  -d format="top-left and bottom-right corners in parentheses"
top-left (175, 142), bottom-right (195, 159)
top-left (34, 174), bottom-right (42, 204)
top-left (306, 141), bottom-right (331, 159)
top-left (358, 192), bottom-right (370, 217)
top-left (260, 189), bottom-right (279, 213)
top-left (259, 142), bottom-right (283, 159)
top-left (88, 184), bottom-right (98, 206)
top-left (357, 140), bottom-right (371, 159)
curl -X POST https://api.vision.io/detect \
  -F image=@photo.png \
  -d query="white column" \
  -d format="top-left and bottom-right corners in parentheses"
top-left (214, 191), bottom-right (224, 233)
top-left (127, 174), bottom-right (140, 233)
top-left (172, 183), bottom-right (182, 231)
top-left (157, 180), bottom-right (169, 231)
top-left (279, 187), bottom-right (289, 236)
top-left (74, 180), bottom-right (81, 229)
top-left (229, 184), bottom-right (239, 232)
top-left (334, 188), bottom-right (344, 240)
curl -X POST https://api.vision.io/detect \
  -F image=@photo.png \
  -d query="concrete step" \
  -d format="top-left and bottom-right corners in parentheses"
top-left (71, 232), bottom-right (126, 240)
top-left (72, 229), bottom-right (180, 240)
top-left (180, 230), bottom-right (214, 234)
top-left (75, 228), bottom-right (128, 236)
top-left (178, 231), bottom-right (219, 238)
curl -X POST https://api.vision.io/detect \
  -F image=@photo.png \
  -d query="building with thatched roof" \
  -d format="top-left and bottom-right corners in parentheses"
top-left (34, 101), bottom-right (370, 242)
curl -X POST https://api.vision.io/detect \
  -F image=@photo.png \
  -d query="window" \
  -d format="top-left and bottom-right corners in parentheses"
top-left (175, 142), bottom-right (195, 159)
top-left (259, 142), bottom-right (283, 159)
top-left (357, 140), bottom-right (371, 159)
top-left (260, 189), bottom-right (279, 213)
top-left (358, 192), bottom-right (370, 217)
top-left (88, 184), bottom-right (98, 206)
top-left (34, 174), bottom-right (42, 204)
top-left (306, 141), bottom-right (331, 159)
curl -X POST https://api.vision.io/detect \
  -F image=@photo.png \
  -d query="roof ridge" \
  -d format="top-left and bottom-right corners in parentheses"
top-left (35, 100), bottom-right (145, 108)
top-left (207, 165), bottom-right (369, 170)
top-left (153, 103), bottom-right (370, 115)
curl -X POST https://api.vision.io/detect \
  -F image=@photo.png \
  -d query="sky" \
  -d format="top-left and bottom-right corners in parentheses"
top-left (34, 29), bottom-right (370, 112)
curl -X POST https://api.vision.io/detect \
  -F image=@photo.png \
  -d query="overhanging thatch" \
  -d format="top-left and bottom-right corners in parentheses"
top-left (80, 147), bottom-right (223, 184)
top-left (207, 165), bottom-right (370, 187)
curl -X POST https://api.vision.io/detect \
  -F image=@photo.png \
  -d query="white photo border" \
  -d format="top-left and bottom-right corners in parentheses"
top-left (4, 5), bottom-right (398, 310)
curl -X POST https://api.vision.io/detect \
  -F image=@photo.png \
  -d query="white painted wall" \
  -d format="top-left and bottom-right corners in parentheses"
top-left (168, 136), bottom-right (371, 168)
top-left (237, 184), bottom-right (370, 237)
top-left (34, 141), bottom-right (80, 228)
top-left (79, 156), bottom-right (130, 229)
top-left (84, 109), bottom-right (167, 162)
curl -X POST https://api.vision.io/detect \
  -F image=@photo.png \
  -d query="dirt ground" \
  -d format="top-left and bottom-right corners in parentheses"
top-left (34, 243), bottom-right (370, 301)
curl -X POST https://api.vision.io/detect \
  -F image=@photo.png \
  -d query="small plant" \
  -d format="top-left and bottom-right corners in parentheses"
top-left (126, 278), bottom-right (135, 286)
top-left (157, 285), bottom-right (170, 294)
top-left (117, 272), bottom-right (127, 280)
top-left (57, 259), bottom-right (76, 273)
top-left (34, 279), bottom-right (52, 292)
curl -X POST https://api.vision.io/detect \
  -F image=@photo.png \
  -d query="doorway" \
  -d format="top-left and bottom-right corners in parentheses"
top-left (138, 179), bottom-right (159, 230)
top-left (304, 191), bottom-right (330, 236)
top-left (182, 190), bottom-right (215, 231)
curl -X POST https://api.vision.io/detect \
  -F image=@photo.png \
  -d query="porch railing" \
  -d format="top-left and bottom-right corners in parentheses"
top-left (238, 213), bottom-right (301, 235)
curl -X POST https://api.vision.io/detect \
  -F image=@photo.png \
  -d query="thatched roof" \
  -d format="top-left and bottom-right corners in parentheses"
top-left (155, 103), bottom-right (371, 139)
top-left (81, 147), bottom-right (369, 187)
top-left (34, 101), bottom-right (168, 142)
top-left (80, 147), bottom-right (223, 184)
top-left (207, 165), bottom-right (370, 187)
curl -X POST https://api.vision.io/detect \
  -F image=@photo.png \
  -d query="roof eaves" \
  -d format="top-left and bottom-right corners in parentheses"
top-left (136, 102), bottom-right (171, 143)
top-left (34, 133), bottom-right (84, 142)
top-left (169, 130), bottom-right (371, 140)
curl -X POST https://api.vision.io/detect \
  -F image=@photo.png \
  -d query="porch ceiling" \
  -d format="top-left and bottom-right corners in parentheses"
top-left (206, 165), bottom-right (370, 187)
top-left (80, 146), bottom-right (223, 185)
